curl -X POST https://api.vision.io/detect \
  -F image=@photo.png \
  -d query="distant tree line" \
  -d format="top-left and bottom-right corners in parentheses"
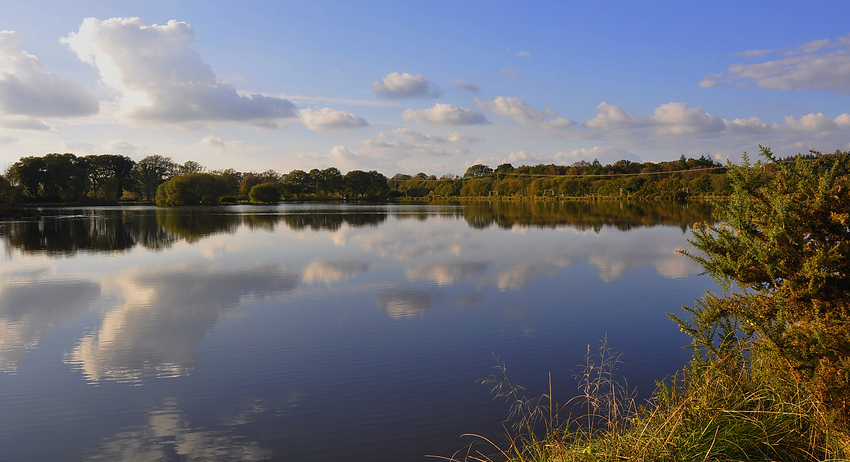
top-left (1, 150), bottom-right (845, 211)
top-left (0, 153), bottom-right (389, 209)
top-left (392, 155), bottom-right (730, 200)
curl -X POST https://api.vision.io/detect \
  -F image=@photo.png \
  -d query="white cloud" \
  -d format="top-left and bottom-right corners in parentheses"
top-left (0, 31), bottom-right (98, 117)
top-left (585, 102), bottom-right (646, 130)
top-left (62, 18), bottom-right (297, 124)
top-left (101, 139), bottom-right (138, 153)
top-left (450, 80), bottom-right (480, 92)
top-left (651, 102), bottom-right (725, 135)
top-left (299, 108), bottom-right (368, 130)
top-left (703, 33), bottom-right (850, 94)
top-left (585, 102), bottom-right (725, 135)
top-left (515, 51), bottom-right (532, 57)
top-left (446, 132), bottom-right (482, 143)
top-left (402, 103), bottom-right (487, 125)
top-left (389, 128), bottom-right (480, 144)
top-left (372, 72), bottom-right (442, 99)
top-left (782, 112), bottom-right (842, 132)
top-left (555, 146), bottom-right (640, 165)
top-left (198, 135), bottom-right (272, 153)
top-left (723, 117), bottom-right (773, 133)
top-left (0, 135), bottom-right (16, 144)
top-left (0, 117), bottom-right (51, 130)
top-left (543, 117), bottom-right (575, 129)
top-left (475, 96), bottom-right (551, 123)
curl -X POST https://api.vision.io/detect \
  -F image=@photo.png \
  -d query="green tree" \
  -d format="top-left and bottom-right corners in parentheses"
top-left (680, 147), bottom-right (850, 419)
top-left (7, 153), bottom-right (88, 202)
top-left (463, 164), bottom-right (493, 179)
top-left (248, 182), bottom-right (281, 203)
top-left (134, 155), bottom-right (177, 201)
top-left (0, 174), bottom-right (22, 214)
top-left (85, 154), bottom-right (136, 201)
top-left (155, 173), bottom-right (229, 206)
top-left (284, 169), bottom-right (312, 197)
top-left (178, 160), bottom-right (206, 175)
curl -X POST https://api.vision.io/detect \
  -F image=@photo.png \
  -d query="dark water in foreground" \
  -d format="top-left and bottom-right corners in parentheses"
top-left (0, 201), bottom-right (716, 461)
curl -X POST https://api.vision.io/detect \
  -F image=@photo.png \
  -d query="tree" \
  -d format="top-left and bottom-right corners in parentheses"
top-left (85, 154), bottom-right (136, 201)
top-left (7, 153), bottom-right (88, 202)
top-left (680, 147), bottom-right (850, 419)
top-left (178, 160), bottom-right (206, 175)
top-left (134, 155), bottom-right (177, 201)
top-left (285, 169), bottom-right (312, 197)
top-left (248, 183), bottom-right (281, 203)
top-left (0, 174), bottom-right (22, 214)
top-left (463, 164), bottom-right (493, 179)
top-left (316, 167), bottom-right (343, 197)
top-left (155, 173), bottom-right (229, 206)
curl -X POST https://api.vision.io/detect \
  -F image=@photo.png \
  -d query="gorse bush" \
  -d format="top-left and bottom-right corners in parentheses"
top-left (681, 147), bottom-right (850, 422)
top-left (450, 147), bottom-right (850, 461)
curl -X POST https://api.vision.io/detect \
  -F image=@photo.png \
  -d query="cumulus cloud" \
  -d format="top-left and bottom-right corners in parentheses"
top-left (372, 72), bottom-right (442, 99)
top-left (402, 103), bottom-right (487, 125)
top-left (585, 102), bottom-right (729, 135)
top-left (555, 146), bottom-right (640, 165)
top-left (701, 33), bottom-right (850, 94)
top-left (0, 117), bottom-right (51, 130)
top-left (724, 116), bottom-right (774, 133)
top-left (61, 17), bottom-right (297, 124)
top-left (652, 102), bottom-right (725, 135)
top-left (199, 135), bottom-right (272, 153)
top-left (299, 107), bottom-right (368, 130)
top-left (585, 102), bottom-right (646, 130)
top-left (389, 128), bottom-right (480, 144)
top-left (0, 30), bottom-right (98, 117)
top-left (475, 96), bottom-right (553, 123)
top-left (782, 112), bottom-right (847, 132)
top-left (450, 79), bottom-right (480, 92)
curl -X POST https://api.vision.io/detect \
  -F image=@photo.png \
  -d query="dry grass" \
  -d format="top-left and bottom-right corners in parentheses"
top-left (434, 339), bottom-right (850, 462)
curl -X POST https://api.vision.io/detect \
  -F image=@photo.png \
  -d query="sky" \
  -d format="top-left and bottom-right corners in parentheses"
top-left (2, 0), bottom-right (850, 177)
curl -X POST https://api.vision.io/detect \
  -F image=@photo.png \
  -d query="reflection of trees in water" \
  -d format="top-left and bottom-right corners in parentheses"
top-left (460, 201), bottom-right (714, 231)
top-left (0, 202), bottom-right (709, 255)
top-left (1, 209), bottom-right (137, 255)
top-left (156, 208), bottom-right (241, 243)
top-left (280, 212), bottom-right (387, 231)
top-left (0, 208), bottom-right (390, 255)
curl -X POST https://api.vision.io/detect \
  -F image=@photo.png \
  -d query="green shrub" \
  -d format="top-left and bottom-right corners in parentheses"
top-left (155, 173), bottom-right (230, 206)
top-left (248, 182), bottom-right (281, 203)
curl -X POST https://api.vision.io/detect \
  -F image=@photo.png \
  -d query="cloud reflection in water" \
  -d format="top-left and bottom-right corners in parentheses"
top-left (0, 277), bottom-right (100, 372)
top-left (66, 264), bottom-right (298, 383)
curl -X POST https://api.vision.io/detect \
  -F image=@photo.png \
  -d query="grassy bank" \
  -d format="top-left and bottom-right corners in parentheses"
top-left (448, 149), bottom-right (850, 461)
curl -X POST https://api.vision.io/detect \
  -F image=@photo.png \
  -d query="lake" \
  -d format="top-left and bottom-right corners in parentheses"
top-left (0, 201), bottom-right (716, 461)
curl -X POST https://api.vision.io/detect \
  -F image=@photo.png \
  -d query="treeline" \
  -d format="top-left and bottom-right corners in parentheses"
top-left (1, 150), bottom-right (845, 212)
top-left (0, 153), bottom-right (389, 210)
top-left (393, 155), bottom-right (728, 200)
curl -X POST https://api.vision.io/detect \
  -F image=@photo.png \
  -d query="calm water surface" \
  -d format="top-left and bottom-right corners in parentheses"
top-left (0, 202), bottom-right (716, 461)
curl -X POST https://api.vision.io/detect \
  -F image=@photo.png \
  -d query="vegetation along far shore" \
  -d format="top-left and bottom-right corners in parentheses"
top-left (4, 148), bottom-right (847, 213)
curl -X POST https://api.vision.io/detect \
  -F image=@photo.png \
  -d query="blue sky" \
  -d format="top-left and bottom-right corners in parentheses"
top-left (2, 0), bottom-right (850, 176)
